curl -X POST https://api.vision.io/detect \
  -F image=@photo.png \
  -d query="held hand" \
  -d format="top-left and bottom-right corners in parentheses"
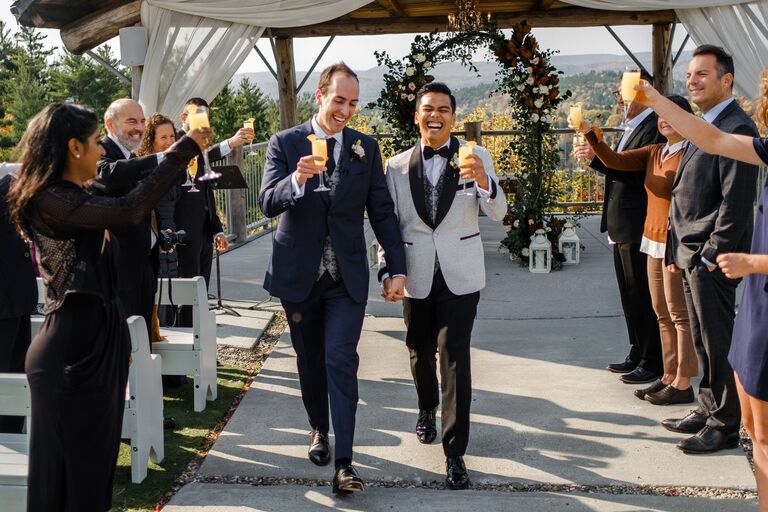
top-left (383, 276), bottom-right (405, 302)
top-left (295, 155), bottom-right (327, 186)
top-left (214, 234), bottom-right (229, 252)
top-left (567, 115), bottom-right (592, 135)
top-left (458, 154), bottom-right (488, 190)
top-left (667, 263), bottom-right (680, 274)
top-left (716, 252), bottom-right (754, 279)
top-left (633, 79), bottom-right (661, 108)
top-left (187, 128), bottom-right (213, 151)
top-left (228, 127), bottom-right (255, 148)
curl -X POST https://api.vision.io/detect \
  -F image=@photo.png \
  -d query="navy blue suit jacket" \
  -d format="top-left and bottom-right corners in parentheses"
top-left (259, 120), bottom-right (406, 304)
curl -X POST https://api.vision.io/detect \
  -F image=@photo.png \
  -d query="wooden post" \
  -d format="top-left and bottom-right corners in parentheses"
top-left (652, 23), bottom-right (673, 96)
top-left (131, 65), bottom-right (142, 100)
top-left (228, 146), bottom-right (248, 243)
top-left (274, 36), bottom-right (298, 130)
top-left (464, 121), bottom-right (482, 145)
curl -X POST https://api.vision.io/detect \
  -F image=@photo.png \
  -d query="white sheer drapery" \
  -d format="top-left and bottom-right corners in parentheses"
top-left (562, 0), bottom-right (754, 9)
top-left (137, 0), bottom-right (369, 119)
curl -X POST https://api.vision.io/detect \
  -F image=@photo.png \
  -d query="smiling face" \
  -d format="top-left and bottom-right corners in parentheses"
top-left (66, 128), bottom-right (106, 185)
top-left (152, 122), bottom-right (176, 153)
top-left (686, 54), bottom-right (732, 113)
top-left (108, 100), bottom-right (146, 152)
top-left (415, 92), bottom-right (455, 148)
top-left (657, 117), bottom-right (682, 143)
top-left (314, 72), bottom-right (359, 135)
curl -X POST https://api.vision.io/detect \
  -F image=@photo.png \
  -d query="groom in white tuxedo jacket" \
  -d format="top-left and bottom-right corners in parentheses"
top-left (379, 82), bottom-right (506, 489)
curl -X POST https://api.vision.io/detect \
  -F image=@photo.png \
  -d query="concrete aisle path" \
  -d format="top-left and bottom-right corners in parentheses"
top-left (170, 216), bottom-right (756, 511)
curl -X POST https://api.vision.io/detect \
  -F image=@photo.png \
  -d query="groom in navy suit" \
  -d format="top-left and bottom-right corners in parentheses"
top-left (259, 62), bottom-right (406, 494)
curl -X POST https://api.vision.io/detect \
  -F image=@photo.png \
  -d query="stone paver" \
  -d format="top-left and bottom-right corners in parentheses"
top-left (214, 308), bottom-right (273, 349)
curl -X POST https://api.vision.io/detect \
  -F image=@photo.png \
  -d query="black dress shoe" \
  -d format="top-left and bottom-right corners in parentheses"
top-left (416, 409), bottom-right (437, 444)
top-left (661, 409), bottom-right (707, 434)
top-left (677, 426), bottom-right (740, 454)
top-left (620, 367), bottom-right (661, 384)
top-left (446, 456), bottom-right (470, 490)
top-left (645, 385), bottom-right (695, 406)
top-left (607, 357), bottom-right (639, 374)
top-left (633, 379), bottom-right (666, 400)
top-left (308, 429), bottom-right (331, 466)
top-left (332, 462), bottom-right (365, 494)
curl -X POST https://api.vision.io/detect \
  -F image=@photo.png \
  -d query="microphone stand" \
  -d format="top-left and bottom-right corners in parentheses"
top-left (212, 248), bottom-right (240, 317)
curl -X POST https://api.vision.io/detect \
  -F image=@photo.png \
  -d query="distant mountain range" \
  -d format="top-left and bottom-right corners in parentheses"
top-left (231, 51), bottom-right (693, 104)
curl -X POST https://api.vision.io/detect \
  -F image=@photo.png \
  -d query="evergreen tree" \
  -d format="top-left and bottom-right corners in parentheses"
top-left (233, 78), bottom-right (270, 140)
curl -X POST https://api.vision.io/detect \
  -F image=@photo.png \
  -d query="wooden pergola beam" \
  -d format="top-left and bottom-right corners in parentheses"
top-left (271, 8), bottom-right (677, 37)
top-left (537, 0), bottom-right (557, 10)
top-left (377, 0), bottom-right (405, 17)
top-left (59, 0), bottom-right (141, 54)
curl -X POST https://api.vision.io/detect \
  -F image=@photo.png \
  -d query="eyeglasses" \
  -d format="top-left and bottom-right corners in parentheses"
top-left (612, 90), bottom-right (621, 98)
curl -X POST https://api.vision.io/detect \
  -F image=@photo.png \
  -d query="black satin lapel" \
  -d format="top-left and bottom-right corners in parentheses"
top-left (434, 136), bottom-right (460, 228)
top-left (408, 145), bottom-right (431, 229)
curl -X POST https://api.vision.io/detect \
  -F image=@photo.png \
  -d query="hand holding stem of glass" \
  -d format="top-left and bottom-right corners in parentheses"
top-left (307, 134), bottom-right (330, 192)
top-left (243, 118), bottom-right (255, 156)
top-left (569, 104), bottom-right (583, 132)
top-left (458, 141), bottom-right (477, 195)
top-left (573, 134), bottom-right (586, 168)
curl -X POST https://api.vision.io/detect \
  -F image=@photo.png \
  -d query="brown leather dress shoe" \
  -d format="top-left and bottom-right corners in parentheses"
top-left (677, 426), bottom-right (740, 454)
top-left (633, 379), bottom-right (666, 400)
top-left (661, 409), bottom-right (707, 434)
top-left (645, 385), bottom-right (695, 406)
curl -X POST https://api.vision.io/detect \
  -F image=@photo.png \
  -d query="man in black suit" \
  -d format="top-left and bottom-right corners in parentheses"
top-left (660, 45), bottom-right (758, 454)
top-left (0, 169), bottom-right (37, 433)
top-left (576, 74), bottom-right (665, 384)
top-left (97, 99), bottom-right (164, 340)
top-left (259, 63), bottom-right (406, 494)
top-left (173, 98), bottom-right (251, 326)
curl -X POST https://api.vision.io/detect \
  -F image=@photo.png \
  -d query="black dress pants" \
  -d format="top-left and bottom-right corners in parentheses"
top-left (682, 263), bottom-right (740, 430)
top-left (402, 269), bottom-right (480, 458)
top-left (0, 315), bottom-right (31, 433)
top-left (177, 235), bottom-right (213, 327)
top-left (613, 242), bottom-right (663, 373)
top-left (118, 262), bottom-right (156, 344)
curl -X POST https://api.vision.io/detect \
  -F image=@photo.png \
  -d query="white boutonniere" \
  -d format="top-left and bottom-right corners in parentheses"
top-left (351, 139), bottom-right (366, 161)
top-left (449, 153), bottom-right (459, 170)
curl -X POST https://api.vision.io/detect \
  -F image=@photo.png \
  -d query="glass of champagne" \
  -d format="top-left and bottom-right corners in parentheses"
top-left (458, 141), bottom-right (477, 196)
top-left (569, 103), bottom-right (583, 133)
top-left (188, 107), bottom-right (221, 182)
top-left (573, 133), bottom-right (586, 171)
top-left (243, 118), bottom-right (256, 158)
top-left (184, 157), bottom-right (200, 192)
top-left (620, 68), bottom-right (641, 125)
top-left (307, 134), bottom-right (330, 192)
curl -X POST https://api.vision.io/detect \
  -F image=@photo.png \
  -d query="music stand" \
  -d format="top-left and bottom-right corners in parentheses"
top-left (212, 165), bottom-right (247, 317)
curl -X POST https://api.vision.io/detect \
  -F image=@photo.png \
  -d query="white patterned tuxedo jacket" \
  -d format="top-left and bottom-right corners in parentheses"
top-left (380, 137), bottom-right (507, 299)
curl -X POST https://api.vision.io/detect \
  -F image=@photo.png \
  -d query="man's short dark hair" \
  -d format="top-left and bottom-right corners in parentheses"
top-left (317, 62), bottom-right (359, 94)
top-left (185, 97), bottom-right (210, 111)
top-left (667, 94), bottom-right (694, 114)
top-left (692, 44), bottom-right (735, 81)
top-left (415, 82), bottom-right (456, 113)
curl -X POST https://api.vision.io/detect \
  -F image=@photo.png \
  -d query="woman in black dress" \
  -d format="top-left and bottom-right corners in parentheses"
top-left (7, 102), bottom-right (209, 511)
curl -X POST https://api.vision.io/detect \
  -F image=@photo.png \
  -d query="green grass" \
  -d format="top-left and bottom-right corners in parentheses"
top-left (111, 365), bottom-right (249, 512)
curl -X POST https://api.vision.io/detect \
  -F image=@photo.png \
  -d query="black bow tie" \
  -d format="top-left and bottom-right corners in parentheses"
top-left (423, 145), bottom-right (451, 160)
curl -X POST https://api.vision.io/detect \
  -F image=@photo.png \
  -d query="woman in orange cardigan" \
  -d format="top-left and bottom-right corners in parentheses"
top-left (570, 95), bottom-right (698, 405)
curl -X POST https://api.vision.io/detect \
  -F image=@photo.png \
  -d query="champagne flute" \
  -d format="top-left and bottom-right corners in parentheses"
top-left (620, 68), bottom-right (641, 126)
top-left (307, 134), bottom-right (330, 192)
top-left (573, 133), bottom-right (586, 171)
top-left (569, 103), bottom-right (583, 133)
top-left (185, 157), bottom-right (200, 192)
top-left (458, 141), bottom-right (477, 196)
top-left (188, 106), bottom-right (221, 182)
top-left (243, 118), bottom-right (256, 158)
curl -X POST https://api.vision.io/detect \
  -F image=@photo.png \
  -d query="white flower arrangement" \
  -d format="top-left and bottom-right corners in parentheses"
top-left (526, 77), bottom-right (535, 85)
top-left (405, 67), bottom-right (416, 76)
top-left (351, 139), bottom-right (366, 161)
top-left (513, 220), bottom-right (520, 228)
top-left (415, 53), bottom-right (426, 63)
top-left (450, 153), bottom-right (459, 169)
top-left (424, 60), bottom-right (432, 67)
top-left (526, 67), bottom-right (533, 74)
top-left (531, 113), bottom-right (540, 122)
top-left (522, 248), bottom-right (530, 257)
top-left (531, 56), bottom-right (540, 65)
top-left (516, 84), bottom-right (525, 92)
top-left (407, 93), bottom-right (415, 101)
top-left (408, 82), bottom-right (416, 91)
top-left (533, 98), bottom-right (544, 109)
top-left (528, 219), bottom-right (534, 225)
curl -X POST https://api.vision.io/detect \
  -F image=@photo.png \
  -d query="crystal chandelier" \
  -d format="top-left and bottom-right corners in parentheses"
top-left (447, 0), bottom-right (490, 33)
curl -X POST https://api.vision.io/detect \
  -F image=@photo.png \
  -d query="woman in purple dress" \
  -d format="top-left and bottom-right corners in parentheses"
top-left (636, 76), bottom-right (768, 510)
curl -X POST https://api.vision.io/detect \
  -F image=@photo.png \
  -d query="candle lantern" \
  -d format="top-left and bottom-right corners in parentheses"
top-left (558, 222), bottom-right (580, 265)
top-left (528, 229), bottom-right (551, 273)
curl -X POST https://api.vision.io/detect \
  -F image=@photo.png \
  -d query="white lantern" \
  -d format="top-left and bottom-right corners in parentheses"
top-left (528, 228), bottom-right (551, 273)
top-left (558, 222), bottom-right (580, 265)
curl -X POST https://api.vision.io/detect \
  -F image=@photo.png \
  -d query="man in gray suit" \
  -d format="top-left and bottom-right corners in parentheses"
top-left (660, 45), bottom-right (758, 454)
top-left (379, 82), bottom-right (506, 489)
